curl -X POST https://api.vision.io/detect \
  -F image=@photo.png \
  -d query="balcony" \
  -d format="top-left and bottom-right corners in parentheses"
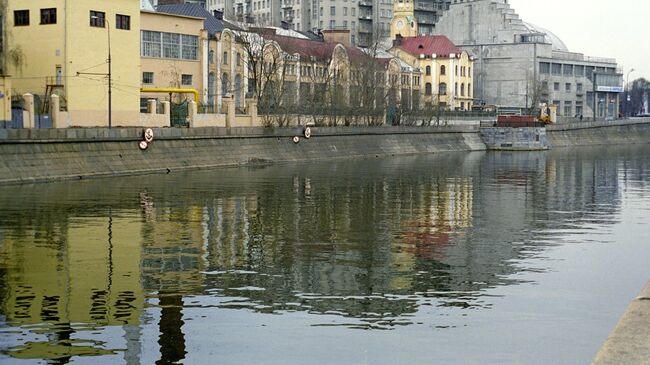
top-left (358, 13), bottom-right (373, 21)
top-left (414, 2), bottom-right (435, 11)
top-left (358, 1), bottom-right (372, 7)
top-left (358, 24), bottom-right (373, 33)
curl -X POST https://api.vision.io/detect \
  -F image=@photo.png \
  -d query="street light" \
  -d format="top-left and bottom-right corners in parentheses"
top-left (626, 68), bottom-right (635, 117)
top-left (91, 15), bottom-right (112, 128)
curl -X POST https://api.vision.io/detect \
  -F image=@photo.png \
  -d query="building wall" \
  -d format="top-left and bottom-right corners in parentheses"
top-left (140, 11), bottom-right (206, 106)
top-left (0, 77), bottom-right (11, 123)
top-left (390, 48), bottom-right (474, 110)
top-left (6, 0), bottom-right (141, 126)
top-left (436, 0), bottom-right (621, 117)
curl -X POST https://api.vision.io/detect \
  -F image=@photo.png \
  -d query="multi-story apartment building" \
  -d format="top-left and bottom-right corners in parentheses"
top-left (413, 0), bottom-right (449, 35)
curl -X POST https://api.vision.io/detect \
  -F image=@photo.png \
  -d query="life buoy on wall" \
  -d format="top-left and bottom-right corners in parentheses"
top-left (292, 136), bottom-right (300, 144)
top-left (139, 141), bottom-right (148, 150)
top-left (144, 128), bottom-right (154, 143)
top-left (303, 126), bottom-right (312, 139)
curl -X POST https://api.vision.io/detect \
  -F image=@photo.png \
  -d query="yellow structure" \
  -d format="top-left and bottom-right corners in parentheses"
top-left (0, 217), bottom-right (144, 360)
top-left (0, 76), bottom-right (11, 124)
top-left (389, 35), bottom-right (474, 110)
top-left (5, 0), bottom-right (141, 127)
top-left (140, 10), bottom-right (206, 109)
top-left (390, 0), bottom-right (418, 39)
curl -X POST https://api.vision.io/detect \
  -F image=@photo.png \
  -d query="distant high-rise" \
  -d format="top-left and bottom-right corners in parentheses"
top-left (207, 0), bottom-right (453, 47)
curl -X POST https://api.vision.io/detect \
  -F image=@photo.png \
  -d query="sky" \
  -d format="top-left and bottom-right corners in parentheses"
top-left (507, 0), bottom-right (650, 83)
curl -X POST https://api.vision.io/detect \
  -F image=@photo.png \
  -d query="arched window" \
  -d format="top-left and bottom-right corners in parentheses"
top-left (223, 51), bottom-right (228, 65)
top-left (208, 72), bottom-right (215, 105)
top-left (222, 73), bottom-right (229, 95)
top-left (461, 83), bottom-right (465, 96)
top-left (425, 82), bottom-right (432, 95)
top-left (425, 65), bottom-right (431, 76)
top-left (440, 65), bottom-right (446, 75)
top-left (234, 74), bottom-right (242, 107)
top-left (439, 82), bottom-right (447, 95)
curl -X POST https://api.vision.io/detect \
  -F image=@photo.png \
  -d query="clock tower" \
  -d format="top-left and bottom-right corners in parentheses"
top-left (390, 0), bottom-right (418, 39)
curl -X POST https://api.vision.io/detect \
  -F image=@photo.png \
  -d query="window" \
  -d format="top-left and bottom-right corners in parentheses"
top-left (209, 50), bottom-right (215, 64)
top-left (41, 8), bottom-right (57, 25)
top-left (540, 62), bottom-right (550, 74)
top-left (551, 63), bottom-right (562, 75)
top-left (237, 52), bottom-right (241, 66)
top-left (330, 6), bottom-right (335, 15)
top-left (343, 7), bottom-right (348, 15)
top-left (554, 82), bottom-right (560, 91)
top-left (440, 65), bottom-right (446, 75)
top-left (425, 82), bottom-right (432, 95)
top-left (223, 51), bottom-right (228, 64)
top-left (181, 74), bottom-right (193, 85)
top-left (576, 102), bottom-right (583, 117)
top-left (461, 83), bottom-right (465, 96)
top-left (468, 67), bottom-right (471, 76)
top-left (142, 31), bottom-right (162, 58)
top-left (575, 65), bottom-right (585, 77)
top-left (468, 83), bottom-right (471, 97)
top-left (90, 11), bottom-right (105, 27)
top-left (181, 34), bottom-right (197, 60)
top-left (454, 82), bottom-right (458, 95)
top-left (565, 83), bottom-right (571, 92)
top-left (14, 10), bottom-right (29, 26)
top-left (577, 83), bottom-right (583, 92)
top-left (564, 101), bottom-right (572, 116)
top-left (329, 20), bottom-right (335, 29)
top-left (163, 33), bottom-right (180, 59)
top-left (116, 14), bottom-right (130, 30)
top-left (142, 72), bottom-right (154, 84)
top-left (343, 20), bottom-right (348, 28)
top-left (352, 8), bottom-right (356, 16)
top-left (542, 81), bottom-right (548, 90)
top-left (563, 64), bottom-right (573, 76)
top-left (439, 82), bottom-right (447, 95)
top-left (425, 65), bottom-right (431, 76)
top-left (455, 65), bottom-right (458, 76)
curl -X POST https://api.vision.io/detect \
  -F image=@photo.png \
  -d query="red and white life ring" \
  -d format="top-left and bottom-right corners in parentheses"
top-left (139, 141), bottom-right (148, 150)
top-left (292, 136), bottom-right (300, 144)
top-left (144, 128), bottom-right (154, 143)
top-left (303, 126), bottom-right (312, 139)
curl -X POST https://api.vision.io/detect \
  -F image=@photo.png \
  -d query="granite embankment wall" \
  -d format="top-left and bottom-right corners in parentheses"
top-left (0, 126), bottom-right (484, 185)
top-left (547, 118), bottom-right (650, 147)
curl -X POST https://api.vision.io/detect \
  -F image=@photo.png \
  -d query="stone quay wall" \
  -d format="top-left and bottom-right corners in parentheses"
top-left (547, 118), bottom-right (650, 147)
top-left (0, 125), bottom-right (484, 185)
top-left (2, 119), bottom-right (650, 185)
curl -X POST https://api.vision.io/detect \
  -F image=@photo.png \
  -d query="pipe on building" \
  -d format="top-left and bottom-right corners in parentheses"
top-left (140, 88), bottom-right (199, 102)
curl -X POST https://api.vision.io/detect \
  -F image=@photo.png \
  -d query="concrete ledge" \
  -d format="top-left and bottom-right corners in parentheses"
top-left (592, 281), bottom-right (650, 365)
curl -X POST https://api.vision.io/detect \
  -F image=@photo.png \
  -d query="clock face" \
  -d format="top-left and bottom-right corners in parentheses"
top-left (396, 20), bottom-right (404, 30)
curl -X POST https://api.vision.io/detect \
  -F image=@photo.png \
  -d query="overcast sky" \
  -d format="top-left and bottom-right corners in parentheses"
top-left (507, 0), bottom-right (649, 83)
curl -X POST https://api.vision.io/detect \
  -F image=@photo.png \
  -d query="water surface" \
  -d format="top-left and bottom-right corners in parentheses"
top-left (1, 146), bottom-right (649, 364)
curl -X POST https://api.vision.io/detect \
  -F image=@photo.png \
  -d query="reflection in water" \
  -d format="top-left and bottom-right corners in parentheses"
top-left (0, 145), bottom-right (649, 364)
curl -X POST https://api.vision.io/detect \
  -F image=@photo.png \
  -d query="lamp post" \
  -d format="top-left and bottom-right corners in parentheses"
top-left (626, 68), bottom-right (635, 117)
top-left (90, 15), bottom-right (111, 128)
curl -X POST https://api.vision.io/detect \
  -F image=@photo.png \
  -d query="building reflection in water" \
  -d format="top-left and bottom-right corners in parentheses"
top-left (0, 146), bottom-right (645, 363)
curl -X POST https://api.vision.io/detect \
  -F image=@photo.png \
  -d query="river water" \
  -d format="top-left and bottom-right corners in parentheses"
top-left (1, 146), bottom-right (649, 364)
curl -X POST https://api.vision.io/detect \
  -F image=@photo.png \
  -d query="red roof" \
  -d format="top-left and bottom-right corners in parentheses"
top-left (396, 35), bottom-right (463, 58)
top-left (263, 34), bottom-right (371, 64)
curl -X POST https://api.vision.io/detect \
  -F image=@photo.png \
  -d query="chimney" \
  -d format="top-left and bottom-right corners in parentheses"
top-left (281, 20), bottom-right (290, 30)
top-left (393, 34), bottom-right (403, 47)
top-left (213, 10), bottom-right (224, 20)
